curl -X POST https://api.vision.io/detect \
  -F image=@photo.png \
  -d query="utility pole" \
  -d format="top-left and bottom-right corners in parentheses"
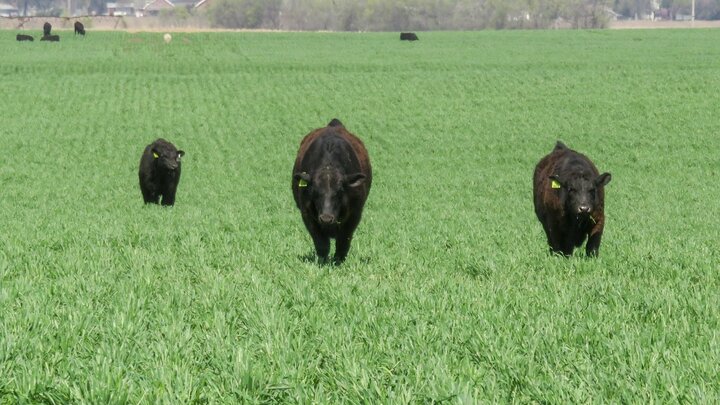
top-left (692, 0), bottom-right (695, 20)
top-left (692, 0), bottom-right (695, 26)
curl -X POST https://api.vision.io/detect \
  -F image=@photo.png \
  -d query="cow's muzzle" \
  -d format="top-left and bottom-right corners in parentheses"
top-left (577, 205), bottom-right (591, 215)
top-left (318, 214), bottom-right (336, 225)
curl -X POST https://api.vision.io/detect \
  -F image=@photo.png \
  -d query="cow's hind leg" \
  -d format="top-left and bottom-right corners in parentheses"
top-left (586, 231), bottom-right (603, 257)
top-left (549, 244), bottom-right (572, 257)
top-left (333, 233), bottom-right (354, 265)
top-left (161, 191), bottom-right (176, 206)
top-left (141, 187), bottom-right (159, 204)
top-left (302, 217), bottom-right (330, 262)
top-left (160, 182), bottom-right (178, 206)
top-left (547, 236), bottom-right (573, 257)
top-left (544, 224), bottom-right (567, 257)
top-left (556, 232), bottom-right (580, 257)
top-left (313, 234), bottom-right (331, 262)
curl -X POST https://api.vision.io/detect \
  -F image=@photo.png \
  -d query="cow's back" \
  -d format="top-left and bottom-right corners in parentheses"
top-left (293, 125), bottom-right (372, 206)
top-left (342, 130), bottom-right (372, 189)
top-left (295, 127), bottom-right (370, 176)
top-left (293, 127), bottom-right (325, 175)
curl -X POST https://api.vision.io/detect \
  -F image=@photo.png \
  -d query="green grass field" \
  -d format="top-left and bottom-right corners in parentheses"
top-left (0, 28), bottom-right (719, 402)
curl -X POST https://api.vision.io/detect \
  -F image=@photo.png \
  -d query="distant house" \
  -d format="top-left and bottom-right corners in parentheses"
top-left (603, 7), bottom-right (622, 21)
top-left (0, 2), bottom-right (19, 17)
top-left (172, 0), bottom-right (195, 11)
top-left (653, 8), bottom-right (671, 20)
top-left (106, 2), bottom-right (135, 16)
top-left (143, 0), bottom-right (173, 16)
top-left (193, 0), bottom-right (209, 12)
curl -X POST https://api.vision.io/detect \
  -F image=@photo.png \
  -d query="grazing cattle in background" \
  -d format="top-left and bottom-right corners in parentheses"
top-left (138, 138), bottom-right (185, 206)
top-left (41, 35), bottom-right (60, 42)
top-left (43, 22), bottom-right (51, 36)
top-left (292, 119), bottom-right (372, 264)
top-left (74, 21), bottom-right (85, 36)
top-left (400, 32), bottom-right (419, 41)
top-left (16, 34), bottom-right (34, 41)
top-left (533, 141), bottom-right (611, 257)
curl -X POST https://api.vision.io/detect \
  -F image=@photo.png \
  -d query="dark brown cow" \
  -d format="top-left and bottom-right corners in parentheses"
top-left (292, 119), bottom-right (372, 264)
top-left (74, 21), bottom-right (85, 36)
top-left (41, 35), bottom-right (60, 42)
top-left (16, 34), bottom-right (34, 41)
top-left (400, 32), bottom-right (418, 41)
top-left (43, 22), bottom-right (51, 36)
top-left (533, 141), bottom-right (611, 257)
top-left (138, 138), bottom-right (185, 206)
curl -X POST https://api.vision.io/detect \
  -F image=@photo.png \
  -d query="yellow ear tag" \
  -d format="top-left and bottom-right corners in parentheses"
top-left (153, 152), bottom-right (159, 159)
top-left (298, 179), bottom-right (308, 188)
top-left (551, 180), bottom-right (561, 189)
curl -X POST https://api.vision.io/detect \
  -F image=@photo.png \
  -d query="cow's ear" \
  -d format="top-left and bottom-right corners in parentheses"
top-left (151, 148), bottom-right (160, 159)
top-left (177, 150), bottom-right (185, 160)
top-left (344, 173), bottom-right (366, 188)
top-left (549, 174), bottom-right (562, 189)
top-left (294, 172), bottom-right (311, 188)
top-left (595, 172), bottom-right (611, 187)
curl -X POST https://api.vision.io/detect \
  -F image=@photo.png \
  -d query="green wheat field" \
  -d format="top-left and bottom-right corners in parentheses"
top-left (0, 28), bottom-right (719, 402)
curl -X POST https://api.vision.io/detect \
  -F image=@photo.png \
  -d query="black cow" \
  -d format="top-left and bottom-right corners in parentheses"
top-left (43, 22), bottom-right (51, 36)
top-left (41, 35), bottom-right (60, 42)
top-left (292, 119), bottom-right (372, 264)
top-left (16, 34), bottom-right (34, 41)
top-left (138, 138), bottom-right (185, 206)
top-left (533, 141), bottom-right (612, 257)
top-left (74, 21), bottom-right (85, 36)
top-left (400, 32), bottom-right (419, 41)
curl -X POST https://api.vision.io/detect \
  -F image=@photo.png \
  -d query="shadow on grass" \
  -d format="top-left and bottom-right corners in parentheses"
top-left (298, 252), bottom-right (320, 264)
top-left (298, 252), bottom-right (337, 267)
top-left (297, 252), bottom-right (372, 266)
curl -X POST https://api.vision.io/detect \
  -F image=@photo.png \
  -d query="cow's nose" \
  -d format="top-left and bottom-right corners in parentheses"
top-left (578, 205), bottom-right (591, 214)
top-left (319, 214), bottom-right (335, 224)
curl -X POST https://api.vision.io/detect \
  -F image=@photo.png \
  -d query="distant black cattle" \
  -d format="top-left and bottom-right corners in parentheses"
top-left (400, 32), bottom-right (418, 41)
top-left (139, 138), bottom-right (185, 206)
top-left (43, 22), bottom-right (51, 36)
top-left (74, 21), bottom-right (85, 36)
top-left (292, 119), bottom-right (372, 264)
top-left (533, 141), bottom-right (612, 257)
top-left (16, 34), bottom-right (34, 41)
top-left (40, 35), bottom-right (60, 42)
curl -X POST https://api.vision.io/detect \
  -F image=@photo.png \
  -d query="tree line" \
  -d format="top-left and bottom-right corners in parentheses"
top-left (13, 0), bottom-right (718, 29)
top-left (206, 0), bottom-right (717, 30)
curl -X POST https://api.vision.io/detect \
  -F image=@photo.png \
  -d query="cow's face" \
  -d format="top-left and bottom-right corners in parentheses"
top-left (550, 172), bottom-right (611, 217)
top-left (153, 148), bottom-right (184, 171)
top-left (295, 167), bottom-right (365, 226)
